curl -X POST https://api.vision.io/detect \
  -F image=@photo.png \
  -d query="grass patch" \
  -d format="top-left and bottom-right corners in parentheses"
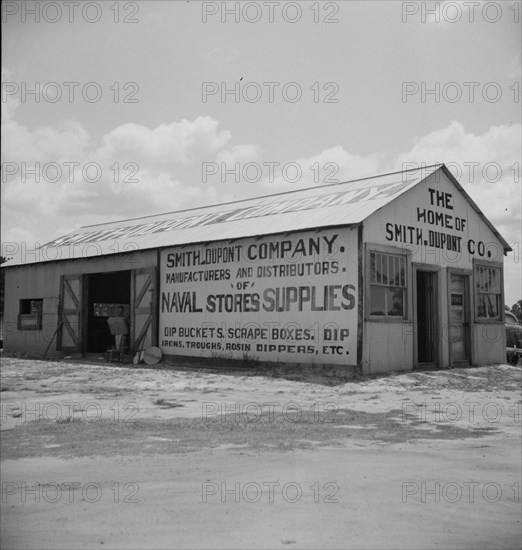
top-left (153, 398), bottom-right (184, 409)
top-left (0, 408), bottom-right (497, 460)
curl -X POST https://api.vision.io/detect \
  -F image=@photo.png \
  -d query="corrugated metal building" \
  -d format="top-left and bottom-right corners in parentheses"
top-left (3, 164), bottom-right (511, 373)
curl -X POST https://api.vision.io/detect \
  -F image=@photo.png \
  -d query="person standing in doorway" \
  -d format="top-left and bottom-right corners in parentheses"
top-left (107, 306), bottom-right (129, 352)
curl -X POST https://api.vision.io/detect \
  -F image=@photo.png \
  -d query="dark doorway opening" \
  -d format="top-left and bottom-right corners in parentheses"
top-left (416, 271), bottom-right (438, 365)
top-left (86, 271), bottom-right (131, 352)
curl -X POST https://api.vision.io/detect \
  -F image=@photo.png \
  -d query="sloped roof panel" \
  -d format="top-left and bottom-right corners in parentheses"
top-left (4, 164), bottom-right (458, 266)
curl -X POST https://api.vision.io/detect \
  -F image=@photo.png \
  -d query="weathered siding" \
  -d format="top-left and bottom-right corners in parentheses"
top-left (159, 227), bottom-right (360, 367)
top-left (3, 251), bottom-right (156, 356)
top-left (363, 322), bottom-right (414, 374)
top-left (362, 170), bottom-right (506, 372)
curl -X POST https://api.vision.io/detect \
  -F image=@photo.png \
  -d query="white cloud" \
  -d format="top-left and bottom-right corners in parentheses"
top-left (2, 72), bottom-right (92, 163)
top-left (215, 144), bottom-right (262, 165)
top-left (395, 120), bottom-right (521, 237)
top-left (259, 146), bottom-right (384, 191)
top-left (1, 98), bottom-right (235, 245)
top-left (97, 117), bottom-right (231, 166)
top-left (3, 119), bottom-right (91, 162)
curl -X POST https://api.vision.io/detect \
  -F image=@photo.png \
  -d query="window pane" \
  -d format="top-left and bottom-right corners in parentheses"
top-left (387, 287), bottom-right (404, 316)
top-left (370, 253), bottom-right (376, 283)
top-left (393, 256), bottom-right (400, 286)
top-left (476, 266), bottom-right (486, 292)
top-left (375, 254), bottom-right (382, 284)
top-left (476, 294), bottom-right (486, 318)
top-left (485, 293), bottom-right (499, 318)
top-left (477, 293), bottom-right (499, 318)
top-left (490, 268), bottom-right (500, 293)
top-left (370, 286), bottom-right (386, 316)
top-left (481, 267), bottom-right (487, 292)
top-left (381, 255), bottom-right (386, 284)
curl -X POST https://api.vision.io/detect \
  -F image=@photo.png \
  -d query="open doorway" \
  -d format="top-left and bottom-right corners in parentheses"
top-left (416, 270), bottom-right (438, 366)
top-left (86, 271), bottom-right (131, 352)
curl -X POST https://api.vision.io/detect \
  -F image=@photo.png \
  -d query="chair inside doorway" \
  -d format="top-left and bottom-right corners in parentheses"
top-left (106, 311), bottom-right (129, 363)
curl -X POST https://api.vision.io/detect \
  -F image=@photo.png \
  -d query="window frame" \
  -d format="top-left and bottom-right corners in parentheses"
top-left (472, 260), bottom-right (504, 323)
top-left (365, 244), bottom-right (411, 322)
top-left (18, 299), bottom-right (43, 331)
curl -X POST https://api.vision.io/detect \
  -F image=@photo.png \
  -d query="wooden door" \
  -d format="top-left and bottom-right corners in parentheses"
top-left (131, 267), bottom-right (156, 354)
top-left (58, 275), bottom-right (84, 352)
top-left (448, 273), bottom-right (470, 364)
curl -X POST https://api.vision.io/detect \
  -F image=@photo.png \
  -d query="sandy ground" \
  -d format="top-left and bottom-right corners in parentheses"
top-left (1, 356), bottom-right (521, 549)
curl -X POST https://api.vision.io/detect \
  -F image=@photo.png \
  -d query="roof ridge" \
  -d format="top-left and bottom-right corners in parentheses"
top-left (80, 163), bottom-right (443, 229)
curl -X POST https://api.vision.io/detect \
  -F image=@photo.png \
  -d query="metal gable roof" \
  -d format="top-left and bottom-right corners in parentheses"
top-left (3, 163), bottom-right (509, 266)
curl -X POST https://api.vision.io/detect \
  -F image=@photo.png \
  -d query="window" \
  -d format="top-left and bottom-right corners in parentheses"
top-left (18, 299), bottom-right (43, 330)
top-left (475, 265), bottom-right (501, 320)
top-left (369, 251), bottom-right (407, 317)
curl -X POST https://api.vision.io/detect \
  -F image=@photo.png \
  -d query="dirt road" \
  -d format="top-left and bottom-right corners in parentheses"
top-left (1, 357), bottom-right (521, 549)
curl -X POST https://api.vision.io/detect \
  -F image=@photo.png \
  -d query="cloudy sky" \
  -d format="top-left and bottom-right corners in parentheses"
top-left (1, 0), bottom-right (520, 304)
